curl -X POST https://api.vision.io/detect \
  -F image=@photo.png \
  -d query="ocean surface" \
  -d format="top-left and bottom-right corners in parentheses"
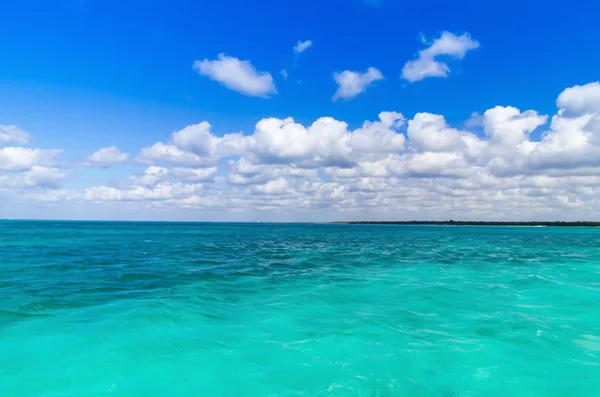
top-left (1, 221), bottom-right (600, 396)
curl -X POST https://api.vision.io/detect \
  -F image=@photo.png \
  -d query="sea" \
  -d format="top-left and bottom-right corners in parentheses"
top-left (1, 221), bottom-right (599, 396)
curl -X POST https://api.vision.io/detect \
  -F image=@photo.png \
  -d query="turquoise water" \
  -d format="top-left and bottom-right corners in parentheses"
top-left (1, 221), bottom-right (600, 396)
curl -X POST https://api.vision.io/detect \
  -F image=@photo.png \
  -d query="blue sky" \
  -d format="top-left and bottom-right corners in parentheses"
top-left (1, 0), bottom-right (600, 221)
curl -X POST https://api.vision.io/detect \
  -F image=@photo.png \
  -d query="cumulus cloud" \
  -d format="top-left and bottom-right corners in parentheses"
top-left (171, 121), bottom-right (246, 156)
top-left (253, 177), bottom-right (290, 195)
top-left (0, 124), bottom-right (68, 199)
top-left (193, 54), bottom-right (277, 97)
top-left (0, 166), bottom-right (68, 190)
top-left (333, 67), bottom-right (383, 101)
top-left (6, 81), bottom-right (600, 222)
top-left (138, 142), bottom-right (206, 166)
top-left (21, 167), bottom-right (68, 189)
top-left (228, 158), bottom-right (319, 186)
top-left (84, 146), bottom-right (128, 167)
top-left (0, 125), bottom-right (30, 147)
top-left (482, 106), bottom-right (547, 146)
top-left (137, 122), bottom-right (247, 166)
top-left (407, 112), bottom-right (477, 153)
top-left (83, 183), bottom-right (202, 202)
top-left (557, 82), bottom-right (600, 116)
top-left (402, 32), bottom-right (480, 82)
top-left (293, 40), bottom-right (312, 54)
top-left (0, 147), bottom-right (62, 171)
top-left (245, 111), bottom-right (405, 167)
top-left (131, 165), bottom-right (217, 186)
top-left (137, 112), bottom-right (405, 169)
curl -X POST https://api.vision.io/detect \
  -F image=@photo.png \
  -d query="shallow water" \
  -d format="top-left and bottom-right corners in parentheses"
top-left (1, 221), bottom-right (599, 396)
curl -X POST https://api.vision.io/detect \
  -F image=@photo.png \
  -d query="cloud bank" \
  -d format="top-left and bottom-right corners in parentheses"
top-left (2, 82), bottom-right (600, 221)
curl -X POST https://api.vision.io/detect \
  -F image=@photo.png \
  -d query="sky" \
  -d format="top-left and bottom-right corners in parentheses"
top-left (1, 0), bottom-right (600, 221)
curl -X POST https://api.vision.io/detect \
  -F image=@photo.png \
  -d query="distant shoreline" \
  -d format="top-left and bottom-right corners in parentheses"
top-left (335, 221), bottom-right (600, 227)
top-left (2, 219), bottom-right (599, 227)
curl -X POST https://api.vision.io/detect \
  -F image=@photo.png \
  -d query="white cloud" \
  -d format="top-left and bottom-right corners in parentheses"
top-left (253, 177), bottom-right (290, 195)
top-left (138, 142), bottom-right (207, 166)
top-left (281, 69), bottom-right (288, 80)
top-left (0, 126), bottom-right (68, 196)
top-left (21, 167), bottom-right (68, 189)
top-left (390, 152), bottom-right (475, 178)
top-left (0, 147), bottom-right (62, 171)
top-left (170, 167), bottom-right (218, 182)
top-left (228, 158), bottom-right (319, 186)
top-left (402, 32), bottom-right (480, 82)
top-left (6, 81), bottom-right (600, 222)
top-left (0, 166), bottom-right (68, 190)
top-left (246, 111), bottom-right (404, 167)
top-left (293, 40), bottom-right (312, 53)
top-left (557, 82), bottom-right (600, 116)
top-left (83, 183), bottom-right (205, 202)
top-left (193, 54), bottom-right (277, 97)
top-left (137, 122), bottom-right (247, 166)
top-left (0, 125), bottom-right (30, 147)
top-left (131, 165), bottom-right (169, 186)
top-left (333, 67), bottom-right (383, 101)
top-left (171, 121), bottom-right (246, 157)
top-left (407, 113), bottom-right (475, 153)
top-left (137, 112), bottom-right (405, 170)
top-left (482, 106), bottom-right (547, 146)
top-left (84, 146), bottom-right (128, 167)
top-left (131, 165), bottom-right (218, 186)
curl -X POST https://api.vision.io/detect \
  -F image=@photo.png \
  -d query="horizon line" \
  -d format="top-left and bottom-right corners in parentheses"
top-left (2, 219), bottom-right (600, 226)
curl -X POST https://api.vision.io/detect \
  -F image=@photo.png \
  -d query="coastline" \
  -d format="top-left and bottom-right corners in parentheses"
top-left (335, 221), bottom-right (600, 227)
top-left (2, 219), bottom-right (600, 227)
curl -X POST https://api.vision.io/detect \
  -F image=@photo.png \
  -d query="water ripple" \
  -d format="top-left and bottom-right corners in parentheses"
top-left (1, 221), bottom-right (600, 396)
